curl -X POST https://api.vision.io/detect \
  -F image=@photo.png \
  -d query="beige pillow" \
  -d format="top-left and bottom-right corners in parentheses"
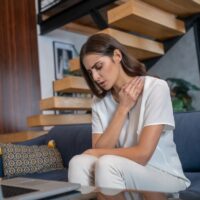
top-left (0, 143), bottom-right (64, 177)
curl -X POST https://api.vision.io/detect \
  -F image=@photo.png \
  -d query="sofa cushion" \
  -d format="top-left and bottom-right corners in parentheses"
top-left (174, 112), bottom-right (200, 172)
top-left (184, 172), bottom-right (200, 193)
top-left (16, 134), bottom-right (46, 146)
top-left (180, 172), bottom-right (200, 200)
top-left (0, 143), bottom-right (64, 177)
top-left (22, 168), bottom-right (68, 182)
top-left (45, 124), bottom-right (92, 168)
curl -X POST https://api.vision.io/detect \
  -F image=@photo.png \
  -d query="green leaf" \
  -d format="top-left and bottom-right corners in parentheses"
top-left (166, 78), bottom-right (200, 91)
top-left (172, 99), bottom-right (185, 112)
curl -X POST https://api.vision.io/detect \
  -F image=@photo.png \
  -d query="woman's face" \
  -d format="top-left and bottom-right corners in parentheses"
top-left (83, 51), bottom-right (122, 90)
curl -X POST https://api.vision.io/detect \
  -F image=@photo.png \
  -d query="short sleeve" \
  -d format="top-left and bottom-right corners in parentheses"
top-left (92, 97), bottom-right (103, 134)
top-left (143, 80), bottom-right (175, 131)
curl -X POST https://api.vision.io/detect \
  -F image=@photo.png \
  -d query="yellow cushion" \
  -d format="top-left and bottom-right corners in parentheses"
top-left (48, 140), bottom-right (56, 148)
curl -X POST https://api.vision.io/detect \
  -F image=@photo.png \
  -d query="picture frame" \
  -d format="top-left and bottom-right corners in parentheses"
top-left (53, 41), bottom-right (78, 80)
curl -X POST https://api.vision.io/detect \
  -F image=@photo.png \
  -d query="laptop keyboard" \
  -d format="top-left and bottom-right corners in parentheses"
top-left (0, 185), bottom-right (38, 198)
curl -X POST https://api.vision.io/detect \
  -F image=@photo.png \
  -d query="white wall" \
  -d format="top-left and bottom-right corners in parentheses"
top-left (37, 29), bottom-right (88, 99)
top-left (148, 27), bottom-right (200, 110)
top-left (35, 0), bottom-right (88, 125)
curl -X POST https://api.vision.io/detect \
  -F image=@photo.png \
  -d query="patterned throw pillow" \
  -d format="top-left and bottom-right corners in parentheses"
top-left (0, 143), bottom-right (64, 177)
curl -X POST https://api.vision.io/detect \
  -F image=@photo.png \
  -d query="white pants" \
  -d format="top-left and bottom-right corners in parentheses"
top-left (68, 154), bottom-right (187, 194)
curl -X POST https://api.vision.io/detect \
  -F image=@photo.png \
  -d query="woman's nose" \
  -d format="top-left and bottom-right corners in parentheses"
top-left (92, 70), bottom-right (100, 81)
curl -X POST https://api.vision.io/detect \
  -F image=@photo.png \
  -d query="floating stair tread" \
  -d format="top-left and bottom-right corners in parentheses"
top-left (53, 76), bottom-right (91, 93)
top-left (0, 131), bottom-right (48, 143)
top-left (27, 114), bottom-right (92, 127)
top-left (142, 0), bottom-right (200, 17)
top-left (69, 58), bottom-right (80, 72)
top-left (62, 22), bottom-right (98, 36)
top-left (40, 96), bottom-right (92, 111)
top-left (108, 0), bottom-right (185, 40)
top-left (100, 28), bottom-right (164, 60)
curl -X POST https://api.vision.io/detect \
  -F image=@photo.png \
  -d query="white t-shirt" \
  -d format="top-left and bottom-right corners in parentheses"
top-left (92, 76), bottom-right (190, 186)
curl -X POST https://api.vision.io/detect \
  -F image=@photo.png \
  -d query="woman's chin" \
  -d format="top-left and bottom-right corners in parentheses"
top-left (98, 82), bottom-right (112, 91)
top-left (102, 84), bottom-right (112, 91)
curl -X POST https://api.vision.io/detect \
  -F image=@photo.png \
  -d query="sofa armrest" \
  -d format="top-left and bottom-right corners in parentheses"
top-left (45, 124), bottom-right (92, 168)
top-left (174, 112), bottom-right (200, 172)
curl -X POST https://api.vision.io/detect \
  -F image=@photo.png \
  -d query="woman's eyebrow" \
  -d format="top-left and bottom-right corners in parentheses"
top-left (91, 61), bottom-right (101, 70)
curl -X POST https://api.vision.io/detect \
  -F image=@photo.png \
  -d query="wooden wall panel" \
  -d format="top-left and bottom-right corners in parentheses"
top-left (0, 0), bottom-right (41, 133)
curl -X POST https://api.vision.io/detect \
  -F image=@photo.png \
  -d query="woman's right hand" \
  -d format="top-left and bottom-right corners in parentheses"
top-left (118, 76), bottom-right (144, 113)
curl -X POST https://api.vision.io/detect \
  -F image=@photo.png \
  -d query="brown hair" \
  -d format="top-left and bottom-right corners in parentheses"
top-left (80, 33), bottom-right (146, 98)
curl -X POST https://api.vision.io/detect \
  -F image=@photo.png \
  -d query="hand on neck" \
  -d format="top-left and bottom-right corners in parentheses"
top-left (112, 76), bottom-right (134, 94)
top-left (111, 76), bottom-right (134, 103)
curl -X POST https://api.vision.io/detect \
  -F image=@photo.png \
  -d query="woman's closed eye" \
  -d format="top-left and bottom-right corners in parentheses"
top-left (87, 62), bottom-right (103, 77)
top-left (95, 63), bottom-right (103, 70)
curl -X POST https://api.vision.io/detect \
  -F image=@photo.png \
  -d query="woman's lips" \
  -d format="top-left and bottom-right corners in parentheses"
top-left (99, 81), bottom-right (106, 87)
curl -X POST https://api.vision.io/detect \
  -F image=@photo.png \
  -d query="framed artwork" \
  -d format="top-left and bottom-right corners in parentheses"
top-left (53, 41), bottom-right (78, 80)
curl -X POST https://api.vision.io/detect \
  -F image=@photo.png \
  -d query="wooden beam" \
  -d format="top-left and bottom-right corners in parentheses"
top-left (108, 0), bottom-right (185, 40)
top-left (0, 131), bottom-right (47, 143)
top-left (142, 0), bottom-right (200, 17)
top-left (100, 28), bottom-right (164, 60)
top-left (62, 22), bottom-right (98, 36)
top-left (40, 97), bottom-right (92, 111)
top-left (53, 76), bottom-right (91, 93)
top-left (27, 114), bottom-right (92, 127)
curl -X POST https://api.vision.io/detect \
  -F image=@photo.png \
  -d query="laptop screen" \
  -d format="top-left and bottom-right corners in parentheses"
top-left (0, 185), bottom-right (38, 198)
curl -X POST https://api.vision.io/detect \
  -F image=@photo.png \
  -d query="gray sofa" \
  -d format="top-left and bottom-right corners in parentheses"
top-left (0, 112), bottom-right (200, 200)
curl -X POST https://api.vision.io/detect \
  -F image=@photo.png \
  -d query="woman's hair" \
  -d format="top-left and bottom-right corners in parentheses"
top-left (80, 33), bottom-right (146, 98)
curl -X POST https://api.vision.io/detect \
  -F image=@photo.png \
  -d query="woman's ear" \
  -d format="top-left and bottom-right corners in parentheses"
top-left (113, 49), bottom-right (122, 63)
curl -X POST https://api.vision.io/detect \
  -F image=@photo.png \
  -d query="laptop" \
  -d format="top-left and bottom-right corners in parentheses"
top-left (0, 177), bottom-right (80, 200)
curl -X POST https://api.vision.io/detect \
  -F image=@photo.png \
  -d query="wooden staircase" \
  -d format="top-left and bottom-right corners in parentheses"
top-left (107, 0), bottom-right (185, 40)
top-left (99, 28), bottom-right (164, 60)
top-left (53, 76), bottom-right (91, 93)
top-left (40, 97), bottom-right (91, 111)
top-left (28, 0), bottom-right (200, 127)
top-left (141, 0), bottom-right (200, 16)
top-left (27, 75), bottom-right (92, 127)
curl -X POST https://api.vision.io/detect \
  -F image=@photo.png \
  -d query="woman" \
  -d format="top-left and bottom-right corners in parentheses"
top-left (68, 33), bottom-right (190, 199)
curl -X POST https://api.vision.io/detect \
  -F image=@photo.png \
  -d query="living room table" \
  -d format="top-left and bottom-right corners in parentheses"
top-left (47, 185), bottom-right (183, 200)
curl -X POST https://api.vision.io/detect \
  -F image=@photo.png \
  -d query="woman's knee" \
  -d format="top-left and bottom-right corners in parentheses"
top-left (95, 155), bottom-right (125, 188)
top-left (95, 155), bottom-right (139, 173)
top-left (68, 154), bottom-right (98, 184)
top-left (95, 155), bottom-right (144, 188)
top-left (69, 154), bottom-right (97, 170)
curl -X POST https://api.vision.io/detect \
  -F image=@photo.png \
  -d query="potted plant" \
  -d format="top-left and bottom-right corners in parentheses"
top-left (166, 78), bottom-right (200, 112)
